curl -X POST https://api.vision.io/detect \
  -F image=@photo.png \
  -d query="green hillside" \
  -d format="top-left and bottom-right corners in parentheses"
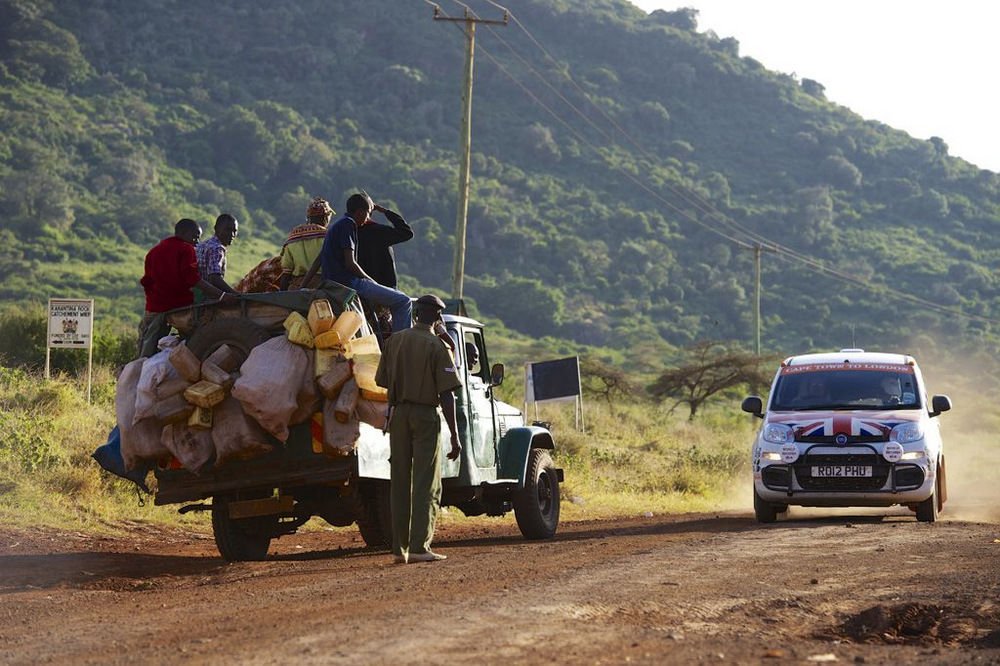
top-left (2, 0), bottom-right (999, 364)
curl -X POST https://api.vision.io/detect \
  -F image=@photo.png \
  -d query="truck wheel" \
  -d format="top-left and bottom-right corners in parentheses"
top-left (186, 318), bottom-right (271, 363)
top-left (212, 498), bottom-right (274, 561)
top-left (916, 467), bottom-right (941, 523)
top-left (513, 448), bottom-right (560, 540)
top-left (753, 488), bottom-right (778, 524)
top-left (356, 480), bottom-right (392, 550)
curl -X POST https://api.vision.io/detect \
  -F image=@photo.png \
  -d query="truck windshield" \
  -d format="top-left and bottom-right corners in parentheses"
top-left (771, 367), bottom-right (921, 411)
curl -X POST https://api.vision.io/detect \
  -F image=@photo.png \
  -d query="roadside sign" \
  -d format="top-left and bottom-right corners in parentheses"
top-left (525, 356), bottom-right (584, 431)
top-left (48, 298), bottom-right (94, 348)
top-left (46, 298), bottom-right (95, 403)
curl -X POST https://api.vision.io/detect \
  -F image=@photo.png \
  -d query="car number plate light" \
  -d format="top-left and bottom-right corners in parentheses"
top-left (810, 465), bottom-right (873, 477)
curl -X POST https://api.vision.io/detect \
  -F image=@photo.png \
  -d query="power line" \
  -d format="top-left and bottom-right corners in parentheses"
top-left (428, 2), bottom-right (997, 326)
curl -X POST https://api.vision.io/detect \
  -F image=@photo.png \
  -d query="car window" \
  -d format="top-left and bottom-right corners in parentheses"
top-left (771, 365), bottom-right (921, 411)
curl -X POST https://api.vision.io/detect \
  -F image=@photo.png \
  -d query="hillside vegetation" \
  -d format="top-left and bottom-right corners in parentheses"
top-left (2, 0), bottom-right (999, 365)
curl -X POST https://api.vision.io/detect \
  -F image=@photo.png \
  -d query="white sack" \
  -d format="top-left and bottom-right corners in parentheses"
top-left (231, 335), bottom-right (308, 442)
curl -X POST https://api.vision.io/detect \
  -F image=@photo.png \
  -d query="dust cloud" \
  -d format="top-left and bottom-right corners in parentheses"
top-left (918, 350), bottom-right (1000, 524)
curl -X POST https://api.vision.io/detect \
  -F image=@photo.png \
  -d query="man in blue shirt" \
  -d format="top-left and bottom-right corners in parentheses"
top-left (304, 193), bottom-right (412, 333)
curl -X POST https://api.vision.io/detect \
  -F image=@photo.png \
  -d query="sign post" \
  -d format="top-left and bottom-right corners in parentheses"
top-left (47, 298), bottom-right (95, 403)
top-left (524, 356), bottom-right (584, 431)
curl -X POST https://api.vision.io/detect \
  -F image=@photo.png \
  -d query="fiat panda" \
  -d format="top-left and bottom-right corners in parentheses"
top-left (741, 350), bottom-right (952, 523)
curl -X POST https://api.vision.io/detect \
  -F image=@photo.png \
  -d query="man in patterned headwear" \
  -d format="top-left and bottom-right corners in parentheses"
top-left (279, 196), bottom-right (334, 290)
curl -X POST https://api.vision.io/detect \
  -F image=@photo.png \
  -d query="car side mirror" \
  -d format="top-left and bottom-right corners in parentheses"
top-left (741, 395), bottom-right (764, 419)
top-left (490, 363), bottom-right (505, 387)
top-left (929, 394), bottom-right (952, 417)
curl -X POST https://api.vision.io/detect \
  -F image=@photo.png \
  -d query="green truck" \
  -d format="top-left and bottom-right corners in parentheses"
top-left (143, 284), bottom-right (563, 561)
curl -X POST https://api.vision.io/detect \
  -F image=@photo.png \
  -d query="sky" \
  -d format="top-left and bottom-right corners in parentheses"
top-left (630, 0), bottom-right (1000, 172)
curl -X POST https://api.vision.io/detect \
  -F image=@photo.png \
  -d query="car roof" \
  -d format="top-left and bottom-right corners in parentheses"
top-left (783, 350), bottom-right (915, 367)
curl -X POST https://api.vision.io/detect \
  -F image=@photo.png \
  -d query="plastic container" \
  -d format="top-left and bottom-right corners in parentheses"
top-left (345, 334), bottom-right (380, 359)
top-left (187, 405), bottom-right (213, 430)
top-left (201, 360), bottom-right (235, 390)
top-left (318, 358), bottom-right (352, 399)
top-left (314, 329), bottom-right (343, 350)
top-left (155, 393), bottom-right (196, 424)
top-left (168, 343), bottom-right (202, 382)
top-left (184, 380), bottom-right (226, 409)
top-left (333, 377), bottom-right (359, 423)
top-left (352, 353), bottom-right (382, 392)
top-left (307, 299), bottom-right (336, 336)
top-left (205, 344), bottom-right (240, 373)
top-left (330, 311), bottom-right (363, 344)
top-left (283, 312), bottom-right (315, 348)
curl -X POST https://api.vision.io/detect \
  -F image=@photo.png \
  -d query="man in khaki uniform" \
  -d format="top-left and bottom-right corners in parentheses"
top-left (375, 294), bottom-right (461, 564)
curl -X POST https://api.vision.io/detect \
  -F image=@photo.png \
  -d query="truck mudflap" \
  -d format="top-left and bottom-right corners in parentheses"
top-left (497, 425), bottom-right (558, 486)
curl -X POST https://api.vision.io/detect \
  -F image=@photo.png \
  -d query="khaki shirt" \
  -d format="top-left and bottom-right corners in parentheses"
top-left (375, 324), bottom-right (461, 406)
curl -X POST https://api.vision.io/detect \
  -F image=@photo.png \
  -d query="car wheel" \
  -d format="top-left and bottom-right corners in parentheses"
top-left (753, 488), bottom-right (778, 524)
top-left (513, 449), bottom-right (560, 539)
top-left (916, 466), bottom-right (941, 523)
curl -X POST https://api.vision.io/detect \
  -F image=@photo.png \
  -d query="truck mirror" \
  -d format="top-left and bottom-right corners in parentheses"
top-left (741, 395), bottom-right (764, 418)
top-left (929, 394), bottom-right (952, 417)
top-left (490, 363), bottom-right (505, 387)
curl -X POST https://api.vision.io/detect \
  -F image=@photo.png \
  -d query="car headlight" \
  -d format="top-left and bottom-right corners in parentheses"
top-left (900, 450), bottom-right (925, 460)
top-left (890, 422), bottom-right (924, 444)
top-left (763, 423), bottom-right (793, 444)
top-left (761, 451), bottom-right (782, 461)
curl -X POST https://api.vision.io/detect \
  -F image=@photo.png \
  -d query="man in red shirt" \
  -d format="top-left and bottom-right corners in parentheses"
top-left (138, 219), bottom-right (224, 352)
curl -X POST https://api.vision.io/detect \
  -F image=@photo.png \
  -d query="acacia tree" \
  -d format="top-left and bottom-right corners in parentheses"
top-left (580, 357), bottom-right (637, 409)
top-left (648, 341), bottom-right (775, 420)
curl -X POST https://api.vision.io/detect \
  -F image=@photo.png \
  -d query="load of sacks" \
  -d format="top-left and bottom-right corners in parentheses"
top-left (116, 299), bottom-right (389, 475)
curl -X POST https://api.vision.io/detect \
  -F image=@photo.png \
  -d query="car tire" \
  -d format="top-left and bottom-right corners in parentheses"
top-left (753, 488), bottom-right (779, 524)
top-left (916, 465), bottom-right (941, 523)
top-left (513, 448), bottom-right (560, 539)
top-left (186, 318), bottom-right (272, 364)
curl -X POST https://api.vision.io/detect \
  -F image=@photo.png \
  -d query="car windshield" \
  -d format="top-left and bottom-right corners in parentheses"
top-left (770, 365), bottom-right (921, 411)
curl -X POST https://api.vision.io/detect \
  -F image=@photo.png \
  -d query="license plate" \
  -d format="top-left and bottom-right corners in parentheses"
top-left (811, 465), bottom-right (872, 477)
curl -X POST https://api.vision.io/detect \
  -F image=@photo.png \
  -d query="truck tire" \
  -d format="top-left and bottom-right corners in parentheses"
top-left (186, 318), bottom-right (272, 363)
top-left (513, 448), bottom-right (560, 540)
top-left (356, 480), bottom-right (392, 550)
top-left (212, 498), bottom-right (274, 561)
top-left (753, 488), bottom-right (778, 524)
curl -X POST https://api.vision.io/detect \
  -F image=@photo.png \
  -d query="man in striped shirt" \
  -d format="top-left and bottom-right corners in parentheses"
top-left (196, 213), bottom-right (240, 296)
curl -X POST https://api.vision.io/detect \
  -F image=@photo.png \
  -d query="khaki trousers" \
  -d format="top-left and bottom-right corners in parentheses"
top-left (389, 403), bottom-right (442, 557)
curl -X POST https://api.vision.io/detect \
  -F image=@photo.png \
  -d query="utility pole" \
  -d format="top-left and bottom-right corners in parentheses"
top-left (750, 242), bottom-right (775, 356)
top-left (433, 6), bottom-right (507, 300)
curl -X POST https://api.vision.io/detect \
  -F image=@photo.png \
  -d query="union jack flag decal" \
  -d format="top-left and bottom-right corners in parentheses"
top-left (775, 412), bottom-right (905, 439)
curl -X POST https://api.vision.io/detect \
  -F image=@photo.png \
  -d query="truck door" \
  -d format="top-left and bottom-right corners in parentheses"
top-left (462, 329), bottom-right (496, 474)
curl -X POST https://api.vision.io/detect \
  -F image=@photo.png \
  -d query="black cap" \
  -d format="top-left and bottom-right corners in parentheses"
top-left (415, 294), bottom-right (446, 310)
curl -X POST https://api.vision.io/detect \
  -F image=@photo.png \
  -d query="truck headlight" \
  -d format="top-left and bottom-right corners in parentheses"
top-left (763, 423), bottom-right (793, 444)
top-left (883, 441), bottom-right (904, 463)
top-left (890, 422), bottom-right (924, 444)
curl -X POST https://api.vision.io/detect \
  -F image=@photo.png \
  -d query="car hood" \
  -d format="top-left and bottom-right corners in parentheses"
top-left (768, 409), bottom-right (921, 439)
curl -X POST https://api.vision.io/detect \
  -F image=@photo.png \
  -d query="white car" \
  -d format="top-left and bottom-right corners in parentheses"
top-left (742, 349), bottom-right (952, 523)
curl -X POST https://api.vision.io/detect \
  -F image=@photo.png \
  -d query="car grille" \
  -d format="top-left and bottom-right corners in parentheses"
top-left (794, 453), bottom-right (889, 491)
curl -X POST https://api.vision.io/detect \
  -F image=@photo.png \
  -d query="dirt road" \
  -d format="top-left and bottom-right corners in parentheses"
top-left (2, 510), bottom-right (998, 665)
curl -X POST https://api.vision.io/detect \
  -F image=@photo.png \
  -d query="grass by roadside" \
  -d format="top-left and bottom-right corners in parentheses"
top-left (0, 363), bottom-right (755, 535)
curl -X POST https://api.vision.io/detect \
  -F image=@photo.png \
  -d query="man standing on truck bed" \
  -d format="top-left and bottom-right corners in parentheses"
top-left (375, 294), bottom-right (462, 564)
top-left (196, 213), bottom-right (241, 297)
top-left (303, 192), bottom-right (412, 332)
top-left (138, 218), bottom-right (227, 352)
